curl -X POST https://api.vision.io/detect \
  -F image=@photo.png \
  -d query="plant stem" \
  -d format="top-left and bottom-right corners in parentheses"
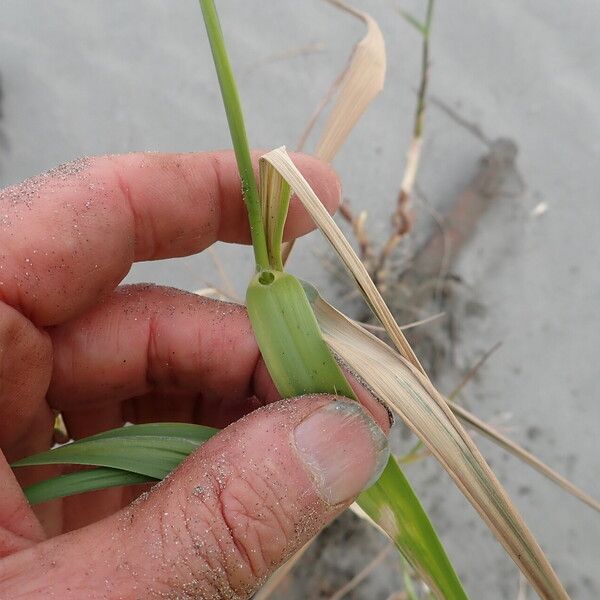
top-left (372, 0), bottom-right (435, 287)
top-left (199, 0), bottom-right (270, 270)
top-left (413, 0), bottom-right (434, 138)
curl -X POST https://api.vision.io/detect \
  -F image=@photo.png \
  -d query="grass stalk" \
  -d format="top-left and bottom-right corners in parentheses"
top-left (199, 0), bottom-right (270, 270)
top-left (373, 0), bottom-right (435, 286)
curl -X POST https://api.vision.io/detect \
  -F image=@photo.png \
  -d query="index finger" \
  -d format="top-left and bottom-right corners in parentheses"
top-left (0, 151), bottom-right (339, 326)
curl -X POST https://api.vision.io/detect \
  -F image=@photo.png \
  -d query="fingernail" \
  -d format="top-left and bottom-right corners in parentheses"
top-left (293, 400), bottom-right (389, 505)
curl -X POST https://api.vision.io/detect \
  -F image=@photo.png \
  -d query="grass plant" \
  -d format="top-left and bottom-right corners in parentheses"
top-left (13, 2), bottom-right (597, 598)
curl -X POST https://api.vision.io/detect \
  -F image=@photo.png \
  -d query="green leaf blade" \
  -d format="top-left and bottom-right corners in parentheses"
top-left (15, 423), bottom-right (218, 504)
top-left (398, 10), bottom-right (427, 35)
top-left (24, 467), bottom-right (156, 505)
top-left (67, 422), bottom-right (218, 445)
top-left (359, 457), bottom-right (468, 599)
top-left (199, 0), bottom-right (269, 270)
top-left (13, 434), bottom-right (213, 479)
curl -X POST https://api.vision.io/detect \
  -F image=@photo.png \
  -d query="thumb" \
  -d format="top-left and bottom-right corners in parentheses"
top-left (2, 396), bottom-right (389, 599)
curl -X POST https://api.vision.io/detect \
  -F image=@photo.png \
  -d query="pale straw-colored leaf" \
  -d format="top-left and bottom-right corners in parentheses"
top-left (312, 0), bottom-right (386, 162)
top-left (402, 336), bottom-right (599, 513)
top-left (261, 146), bottom-right (569, 600)
top-left (314, 297), bottom-right (568, 600)
top-left (283, 0), bottom-right (385, 263)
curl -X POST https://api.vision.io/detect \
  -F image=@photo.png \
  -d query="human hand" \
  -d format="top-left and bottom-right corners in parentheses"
top-left (0, 151), bottom-right (389, 598)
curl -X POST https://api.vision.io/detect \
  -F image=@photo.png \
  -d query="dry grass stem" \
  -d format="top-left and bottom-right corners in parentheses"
top-left (373, 2), bottom-right (434, 287)
top-left (329, 544), bottom-right (393, 600)
top-left (253, 539), bottom-right (314, 600)
top-left (448, 341), bottom-right (503, 400)
top-left (355, 311), bottom-right (445, 334)
top-left (207, 247), bottom-right (238, 299)
top-left (449, 400), bottom-right (600, 513)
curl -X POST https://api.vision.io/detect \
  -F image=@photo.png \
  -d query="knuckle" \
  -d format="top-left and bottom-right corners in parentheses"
top-left (177, 462), bottom-right (297, 597)
top-left (219, 470), bottom-right (295, 575)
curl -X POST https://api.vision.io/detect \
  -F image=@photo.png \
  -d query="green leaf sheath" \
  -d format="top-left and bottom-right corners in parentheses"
top-left (246, 271), bottom-right (355, 399)
top-left (199, 0), bottom-right (269, 270)
top-left (247, 273), bottom-right (468, 599)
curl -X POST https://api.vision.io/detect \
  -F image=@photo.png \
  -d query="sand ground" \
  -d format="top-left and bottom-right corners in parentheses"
top-left (1, 2), bottom-right (598, 598)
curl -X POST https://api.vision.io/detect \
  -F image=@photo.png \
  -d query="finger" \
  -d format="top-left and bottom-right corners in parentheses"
top-left (0, 303), bottom-right (62, 535)
top-left (0, 302), bottom-right (53, 454)
top-left (1, 396), bottom-right (388, 598)
top-left (0, 151), bottom-right (340, 326)
top-left (49, 285), bottom-right (391, 433)
top-left (58, 358), bottom-right (390, 535)
top-left (0, 452), bottom-right (45, 557)
top-left (48, 285), bottom-right (258, 429)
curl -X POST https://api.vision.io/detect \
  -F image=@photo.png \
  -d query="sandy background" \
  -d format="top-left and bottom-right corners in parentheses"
top-left (1, 1), bottom-right (599, 598)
